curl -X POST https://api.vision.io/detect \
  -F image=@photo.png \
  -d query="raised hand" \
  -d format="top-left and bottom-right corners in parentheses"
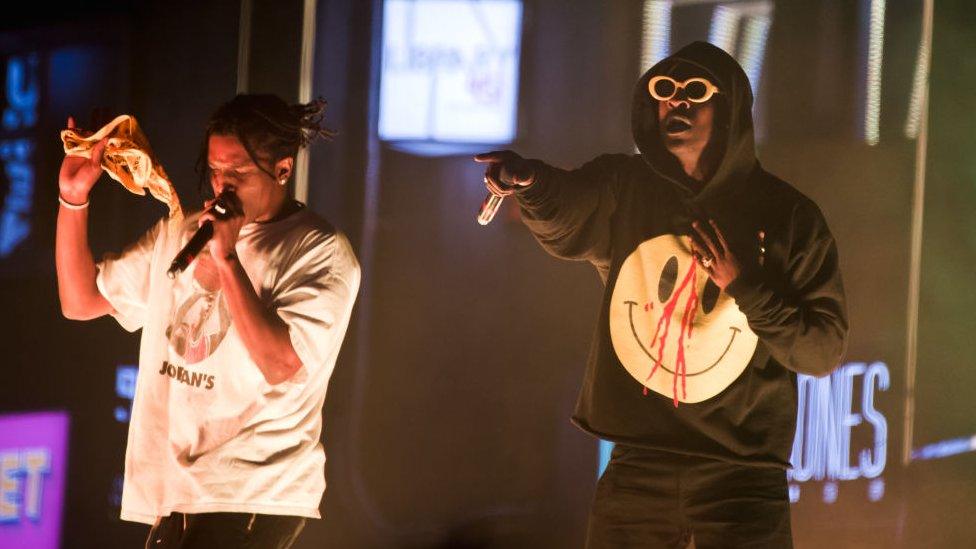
top-left (58, 116), bottom-right (107, 204)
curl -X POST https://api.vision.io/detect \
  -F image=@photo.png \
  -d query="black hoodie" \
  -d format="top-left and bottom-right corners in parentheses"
top-left (514, 42), bottom-right (849, 467)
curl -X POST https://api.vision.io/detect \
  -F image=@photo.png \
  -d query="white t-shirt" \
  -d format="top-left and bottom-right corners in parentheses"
top-left (96, 206), bottom-right (359, 524)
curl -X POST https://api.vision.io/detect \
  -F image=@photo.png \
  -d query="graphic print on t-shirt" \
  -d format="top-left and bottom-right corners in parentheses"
top-left (609, 234), bottom-right (758, 405)
top-left (166, 284), bottom-right (231, 365)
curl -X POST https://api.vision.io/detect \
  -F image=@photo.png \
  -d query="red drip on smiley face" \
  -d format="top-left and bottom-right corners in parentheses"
top-left (643, 259), bottom-right (700, 407)
top-left (609, 234), bottom-right (757, 405)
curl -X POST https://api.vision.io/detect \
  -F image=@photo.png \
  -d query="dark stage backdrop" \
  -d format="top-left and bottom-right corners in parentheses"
top-left (0, 1), bottom-right (973, 548)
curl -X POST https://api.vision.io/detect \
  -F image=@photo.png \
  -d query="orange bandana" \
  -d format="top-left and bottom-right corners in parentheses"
top-left (61, 115), bottom-right (182, 218)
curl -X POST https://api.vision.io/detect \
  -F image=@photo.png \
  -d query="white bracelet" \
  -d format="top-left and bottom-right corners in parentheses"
top-left (59, 194), bottom-right (90, 210)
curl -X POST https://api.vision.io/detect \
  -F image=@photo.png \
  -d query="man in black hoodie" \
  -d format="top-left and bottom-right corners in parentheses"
top-left (474, 42), bottom-right (848, 548)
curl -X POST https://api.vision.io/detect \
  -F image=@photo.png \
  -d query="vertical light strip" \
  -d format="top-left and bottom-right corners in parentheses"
top-left (708, 5), bottom-right (741, 56)
top-left (236, 0), bottom-right (252, 94)
top-left (902, 0), bottom-right (934, 467)
top-left (636, 0), bottom-right (671, 154)
top-left (864, 0), bottom-right (886, 145)
top-left (738, 14), bottom-right (771, 97)
top-left (904, 2), bottom-right (932, 139)
top-left (640, 0), bottom-right (672, 72)
top-left (598, 440), bottom-right (614, 478)
top-left (293, 0), bottom-right (318, 204)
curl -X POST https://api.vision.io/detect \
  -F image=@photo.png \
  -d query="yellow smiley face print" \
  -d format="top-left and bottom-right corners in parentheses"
top-left (609, 234), bottom-right (758, 405)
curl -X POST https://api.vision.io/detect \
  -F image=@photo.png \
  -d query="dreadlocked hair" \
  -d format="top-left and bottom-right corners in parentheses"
top-left (196, 94), bottom-right (335, 194)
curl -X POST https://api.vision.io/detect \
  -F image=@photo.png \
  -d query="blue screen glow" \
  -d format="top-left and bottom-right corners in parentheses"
top-left (378, 0), bottom-right (523, 144)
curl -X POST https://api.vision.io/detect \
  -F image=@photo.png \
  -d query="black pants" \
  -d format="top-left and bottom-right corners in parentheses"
top-left (145, 512), bottom-right (306, 549)
top-left (586, 444), bottom-right (793, 549)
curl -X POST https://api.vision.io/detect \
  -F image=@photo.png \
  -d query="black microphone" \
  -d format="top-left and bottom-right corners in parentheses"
top-left (166, 194), bottom-right (232, 279)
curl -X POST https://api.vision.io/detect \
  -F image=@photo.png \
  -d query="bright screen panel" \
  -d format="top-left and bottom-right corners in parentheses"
top-left (0, 411), bottom-right (69, 549)
top-left (378, 0), bottom-right (523, 144)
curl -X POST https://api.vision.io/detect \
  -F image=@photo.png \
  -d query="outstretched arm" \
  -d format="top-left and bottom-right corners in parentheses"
top-left (474, 150), bottom-right (624, 269)
top-left (56, 117), bottom-right (112, 320)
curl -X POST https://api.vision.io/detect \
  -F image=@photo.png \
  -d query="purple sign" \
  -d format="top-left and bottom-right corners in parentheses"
top-left (0, 411), bottom-right (69, 549)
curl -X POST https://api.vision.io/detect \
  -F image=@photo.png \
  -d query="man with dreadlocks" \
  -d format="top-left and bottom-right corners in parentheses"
top-left (475, 42), bottom-right (848, 547)
top-left (56, 94), bottom-right (359, 547)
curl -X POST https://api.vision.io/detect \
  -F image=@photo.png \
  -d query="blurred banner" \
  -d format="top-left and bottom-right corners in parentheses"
top-left (0, 411), bottom-right (69, 549)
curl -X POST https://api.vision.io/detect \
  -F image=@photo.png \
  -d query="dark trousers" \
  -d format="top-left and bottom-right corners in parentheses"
top-left (586, 444), bottom-right (793, 549)
top-left (145, 512), bottom-right (306, 549)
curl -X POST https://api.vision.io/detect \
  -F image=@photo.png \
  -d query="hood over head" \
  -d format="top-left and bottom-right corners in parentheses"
top-left (632, 41), bottom-right (757, 204)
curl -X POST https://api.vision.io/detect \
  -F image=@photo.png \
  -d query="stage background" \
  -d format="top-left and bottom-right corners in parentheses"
top-left (0, 1), bottom-right (972, 548)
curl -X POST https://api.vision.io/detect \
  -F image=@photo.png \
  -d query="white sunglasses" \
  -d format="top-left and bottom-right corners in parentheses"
top-left (648, 76), bottom-right (721, 103)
